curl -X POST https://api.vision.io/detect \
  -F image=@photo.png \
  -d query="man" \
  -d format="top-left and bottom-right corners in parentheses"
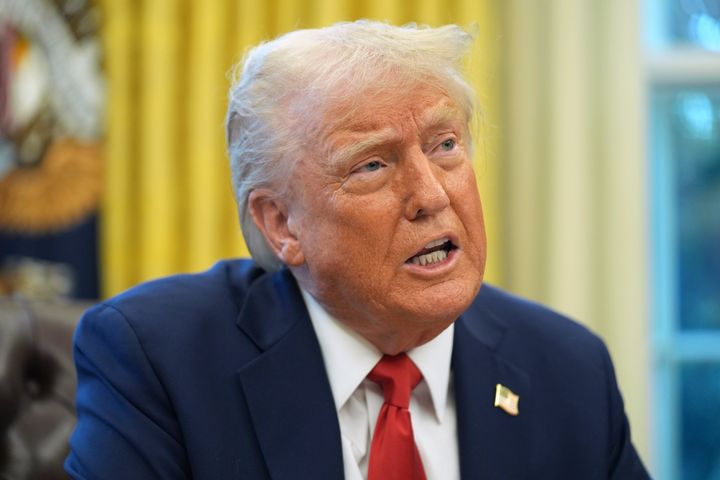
top-left (66, 21), bottom-right (650, 479)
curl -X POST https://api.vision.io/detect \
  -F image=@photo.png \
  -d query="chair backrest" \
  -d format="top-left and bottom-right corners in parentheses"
top-left (0, 298), bottom-right (89, 480)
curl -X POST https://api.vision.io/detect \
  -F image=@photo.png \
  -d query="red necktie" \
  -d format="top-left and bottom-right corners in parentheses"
top-left (367, 353), bottom-right (427, 480)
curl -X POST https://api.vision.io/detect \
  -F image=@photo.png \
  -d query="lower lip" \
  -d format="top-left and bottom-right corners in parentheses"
top-left (403, 248), bottom-right (461, 276)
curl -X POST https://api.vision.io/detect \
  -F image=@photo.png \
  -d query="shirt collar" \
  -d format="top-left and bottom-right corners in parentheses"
top-left (406, 322), bottom-right (454, 423)
top-left (301, 289), bottom-right (454, 423)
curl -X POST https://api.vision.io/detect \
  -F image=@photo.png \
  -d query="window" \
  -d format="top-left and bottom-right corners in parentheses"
top-left (647, 1), bottom-right (720, 479)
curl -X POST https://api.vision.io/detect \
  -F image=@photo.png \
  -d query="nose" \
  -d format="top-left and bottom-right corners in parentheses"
top-left (403, 149), bottom-right (450, 220)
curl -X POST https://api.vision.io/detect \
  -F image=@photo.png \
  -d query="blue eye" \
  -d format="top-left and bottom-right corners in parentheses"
top-left (363, 160), bottom-right (382, 172)
top-left (440, 138), bottom-right (456, 151)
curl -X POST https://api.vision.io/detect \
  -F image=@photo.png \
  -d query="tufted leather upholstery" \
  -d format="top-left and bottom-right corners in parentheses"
top-left (0, 298), bottom-right (88, 480)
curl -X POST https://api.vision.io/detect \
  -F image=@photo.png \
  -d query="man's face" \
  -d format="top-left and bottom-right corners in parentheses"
top-left (285, 84), bottom-right (486, 350)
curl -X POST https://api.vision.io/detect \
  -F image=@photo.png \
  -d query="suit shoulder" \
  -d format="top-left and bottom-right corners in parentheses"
top-left (104, 259), bottom-right (264, 316)
top-left (74, 259), bottom-right (270, 380)
top-left (469, 284), bottom-right (606, 360)
top-left (78, 259), bottom-right (267, 343)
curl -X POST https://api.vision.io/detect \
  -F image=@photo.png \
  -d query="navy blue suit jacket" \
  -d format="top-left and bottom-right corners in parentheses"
top-left (65, 259), bottom-right (650, 479)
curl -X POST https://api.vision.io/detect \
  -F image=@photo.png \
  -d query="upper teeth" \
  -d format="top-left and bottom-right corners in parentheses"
top-left (424, 237), bottom-right (449, 249)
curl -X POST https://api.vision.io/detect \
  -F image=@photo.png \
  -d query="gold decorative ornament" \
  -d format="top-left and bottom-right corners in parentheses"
top-left (0, 0), bottom-right (104, 234)
top-left (0, 139), bottom-right (102, 233)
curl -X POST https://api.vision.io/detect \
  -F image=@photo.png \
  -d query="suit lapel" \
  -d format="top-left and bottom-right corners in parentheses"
top-left (235, 269), bottom-right (344, 480)
top-left (453, 298), bottom-right (532, 480)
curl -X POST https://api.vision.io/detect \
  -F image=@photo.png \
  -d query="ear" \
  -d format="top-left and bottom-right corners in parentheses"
top-left (247, 189), bottom-right (305, 267)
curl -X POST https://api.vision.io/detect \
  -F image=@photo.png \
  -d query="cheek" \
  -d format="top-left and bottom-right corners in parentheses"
top-left (301, 199), bottom-right (394, 267)
top-left (330, 192), bottom-right (402, 239)
top-left (448, 165), bottom-right (482, 207)
top-left (449, 168), bottom-right (486, 241)
top-left (316, 207), bottom-right (404, 292)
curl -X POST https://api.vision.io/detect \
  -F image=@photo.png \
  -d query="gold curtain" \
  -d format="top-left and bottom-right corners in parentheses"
top-left (501, 0), bottom-right (650, 465)
top-left (99, 0), bottom-right (503, 297)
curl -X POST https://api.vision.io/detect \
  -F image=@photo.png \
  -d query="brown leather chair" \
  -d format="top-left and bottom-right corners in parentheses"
top-left (0, 298), bottom-right (88, 480)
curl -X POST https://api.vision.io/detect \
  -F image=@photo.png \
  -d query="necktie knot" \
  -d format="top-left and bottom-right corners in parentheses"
top-left (368, 353), bottom-right (422, 409)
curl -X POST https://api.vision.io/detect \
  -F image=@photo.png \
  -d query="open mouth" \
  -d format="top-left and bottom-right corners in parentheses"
top-left (406, 237), bottom-right (458, 266)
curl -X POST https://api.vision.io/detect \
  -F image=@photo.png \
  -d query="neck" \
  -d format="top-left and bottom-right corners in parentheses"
top-left (316, 298), bottom-right (454, 355)
top-left (353, 322), bottom-right (451, 355)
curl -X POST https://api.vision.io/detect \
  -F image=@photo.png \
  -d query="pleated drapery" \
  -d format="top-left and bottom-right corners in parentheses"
top-left (501, 0), bottom-right (649, 464)
top-left (98, 0), bottom-right (503, 297)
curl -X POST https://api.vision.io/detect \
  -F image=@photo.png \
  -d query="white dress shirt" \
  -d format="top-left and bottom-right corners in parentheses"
top-left (301, 290), bottom-right (460, 480)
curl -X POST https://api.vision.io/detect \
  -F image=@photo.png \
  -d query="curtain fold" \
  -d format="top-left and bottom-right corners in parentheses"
top-left (502, 0), bottom-right (650, 466)
top-left (99, 0), bottom-right (503, 296)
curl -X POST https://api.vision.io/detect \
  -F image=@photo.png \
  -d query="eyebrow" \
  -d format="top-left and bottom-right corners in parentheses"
top-left (328, 127), bottom-right (401, 167)
top-left (326, 102), bottom-right (466, 167)
top-left (421, 103), bottom-right (465, 133)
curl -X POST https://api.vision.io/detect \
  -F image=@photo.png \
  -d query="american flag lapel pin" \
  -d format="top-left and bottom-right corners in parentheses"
top-left (494, 383), bottom-right (520, 416)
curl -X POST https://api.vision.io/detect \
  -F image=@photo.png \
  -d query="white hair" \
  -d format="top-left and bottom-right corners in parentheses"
top-left (226, 20), bottom-right (477, 272)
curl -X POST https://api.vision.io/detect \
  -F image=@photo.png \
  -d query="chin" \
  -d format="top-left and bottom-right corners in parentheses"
top-left (397, 277), bottom-right (481, 324)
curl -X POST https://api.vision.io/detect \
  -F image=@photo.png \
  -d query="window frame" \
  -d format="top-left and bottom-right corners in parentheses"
top-left (646, 1), bottom-right (720, 478)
